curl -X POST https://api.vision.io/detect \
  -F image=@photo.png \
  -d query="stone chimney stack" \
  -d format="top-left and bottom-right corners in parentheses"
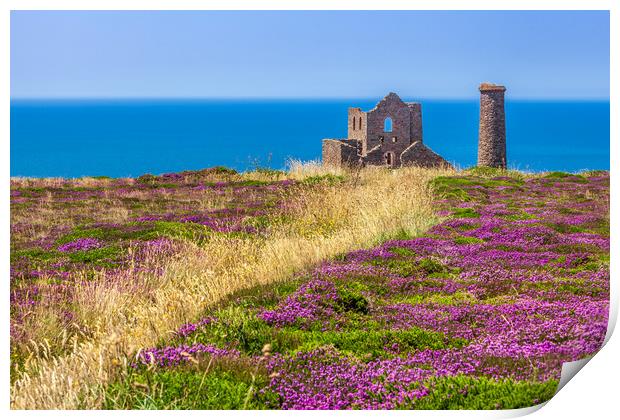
top-left (478, 83), bottom-right (507, 168)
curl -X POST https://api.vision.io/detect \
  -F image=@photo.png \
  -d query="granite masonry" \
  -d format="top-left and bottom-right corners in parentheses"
top-left (477, 83), bottom-right (507, 168)
top-left (322, 92), bottom-right (451, 169)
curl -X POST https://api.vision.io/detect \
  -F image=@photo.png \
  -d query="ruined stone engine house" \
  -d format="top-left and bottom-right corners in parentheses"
top-left (322, 92), bottom-right (451, 169)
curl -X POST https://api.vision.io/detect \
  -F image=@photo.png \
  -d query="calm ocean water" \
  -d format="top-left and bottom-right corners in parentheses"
top-left (10, 99), bottom-right (609, 178)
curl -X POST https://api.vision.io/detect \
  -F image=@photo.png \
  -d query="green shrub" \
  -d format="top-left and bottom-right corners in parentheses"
top-left (289, 327), bottom-right (467, 359)
top-left (370, 257), bottom-right (449, 277)
top-left (11, 248), bottom-right (60, 262)
top-left (211, 166), bottom-right (238, 175)
top-left (544, 171), bottom-right (572, 179)
top-left (453, 236), bottom-right (484, 245)
top-left (390, 247), bottom-right (416, 257)
top-left (336, 289), bottom-right (369, 314)
top-left (68, 246), bottom-right (123, 265)
top-left (430, 177), bottom-right (474, 201)
top-left (412, 375), bottom-right (557, 409)
top-left (236, 180), bottom-right (270, 187)
top-left (301, 174), bottom-right (345, 186)
top-left (418, 258), bottom-right (449, 275)
top-left (253, 168), bottom-right (286, 178)
top-left (451, 208), bottom-right (480, 218)
top-left (104, 368), bottom-right (273, 409)
top-left (136, 173), bottom-right (157, 184)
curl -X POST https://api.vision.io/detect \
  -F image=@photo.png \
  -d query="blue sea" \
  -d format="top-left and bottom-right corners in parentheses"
top-left (10, 99), bottom-right (610, 178)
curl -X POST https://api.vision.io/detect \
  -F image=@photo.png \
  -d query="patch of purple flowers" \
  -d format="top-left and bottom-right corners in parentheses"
top-left (57, 237), bottom-right (103, 252)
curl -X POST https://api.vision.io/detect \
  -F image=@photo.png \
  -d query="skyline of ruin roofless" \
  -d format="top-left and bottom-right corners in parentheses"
top-left (10, 10), bottom-right (609, 100)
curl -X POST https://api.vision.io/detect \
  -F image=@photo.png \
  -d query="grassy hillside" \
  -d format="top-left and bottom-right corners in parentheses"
top-left (100, 169), bottom-right (609, 409)
top-left (10, 165), bottom-right (609, 409)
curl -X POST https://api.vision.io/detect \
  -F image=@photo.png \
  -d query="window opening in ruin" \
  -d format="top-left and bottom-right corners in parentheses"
top-left (353, 117), bottom-right (356, 130)
top-left (359, 117), bottom-right (362, 129)
top-left (385, 152), bottom-right (393, 166)
top-left (384, 117), bottom-right (393, 132)
top-left (392, 137), bottom-right (397, 143)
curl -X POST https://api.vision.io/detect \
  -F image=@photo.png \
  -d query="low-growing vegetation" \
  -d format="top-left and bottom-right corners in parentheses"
top-left (10, 161), bottom-right (451, 409)
top-left (9, 164), bottom-right (609, 409)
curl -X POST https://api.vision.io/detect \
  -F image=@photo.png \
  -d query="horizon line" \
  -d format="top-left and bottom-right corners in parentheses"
top-left (10, 95), bottom-right (611, 102)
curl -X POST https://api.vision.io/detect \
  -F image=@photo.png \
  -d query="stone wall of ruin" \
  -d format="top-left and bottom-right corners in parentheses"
top-left (347, 108), bottom-right (367, 145)
top-left (407, 103), bottom-right (423, 144)
top-left (400, 141), bottom-right (452, 168)
top-left (365, 93), bottom-right (413, 166)
top-left (322, 139), bottom-right (360, 167)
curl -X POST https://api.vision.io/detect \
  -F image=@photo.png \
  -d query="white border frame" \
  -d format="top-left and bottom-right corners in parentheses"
top-left (2, 2), bottom-right (617, 419)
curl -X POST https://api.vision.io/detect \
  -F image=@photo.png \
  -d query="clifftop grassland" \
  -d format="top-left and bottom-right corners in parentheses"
top-left (10, 163), bottom-right (609, 409)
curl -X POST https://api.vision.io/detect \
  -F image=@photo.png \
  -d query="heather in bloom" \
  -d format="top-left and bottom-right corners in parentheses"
top-left (9, 168), bottom-right (300, 371)
top-left (11, 168), bottom-right (609, 409)
top-left (107, 171), bottom-right (608, 410)
top-left (57, 237), bottom-right (102, 252)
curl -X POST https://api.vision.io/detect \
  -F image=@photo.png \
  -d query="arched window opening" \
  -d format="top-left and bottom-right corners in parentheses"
top-left (352, 117), bottom-right (356, 130)
top-left (359, 117), bottom-right (363, 130)
top-left (385, 152), bottom-right (393, 166)
top-left (384, 117), bottom-right (393, 132)
top-left (392, 137), bottom-right (398, 143)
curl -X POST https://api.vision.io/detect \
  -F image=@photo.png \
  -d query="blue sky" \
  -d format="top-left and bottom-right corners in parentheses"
top-left (10, 10), bottom-right (609, 99)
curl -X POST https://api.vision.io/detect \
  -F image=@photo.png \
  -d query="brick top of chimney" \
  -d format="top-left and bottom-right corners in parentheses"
top-left (479, 83), bottom-right (506, 92)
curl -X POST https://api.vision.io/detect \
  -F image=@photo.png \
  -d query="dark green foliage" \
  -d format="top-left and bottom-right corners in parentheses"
top-left (543, 172), bottom-right (587, 183)
top-left (58, 221), bottom-right (212, 245)
top-left (464, 166), bottom-right (505, 177)
top-left (148, 221), bottom-right (212, 242)
top-left (67, 246), bottom-right (123, 265)
top-left (336, 289), bottom-right (369, 315)
top-left (288, 327), bottom-right (468, 359)
top-left (105, 366), bottom-right (274, 409)
top-left (390, 247), bottom-right (416, 257)
top-left (253, 168), bottom-right (286, 179)
top-left (418, 258), bottom-right (448, 275)
top-left (502, 211), bottom-right (537, 221)
top-left (543, 171), bottom-right (572, 179)
top-left (301, 174), bottom-right (346, 186)
top-left (552, 243), bottom-right (603, 254)
top-left (557, 207), bottom-right (581, 215)
top-left (236, 180), bottom-right (270, 187)
top-left (186, 309), bottom-right (275, 356)
top-left (413, 375), bottom-right (557, 410)
top-left (546, 222), bottom-right (587, 234)
top-left (372, 257), bottom-right (449, 278)
top-left (377, 228), bottom-right (417, 243)
top-left (210, 166), bottom-right (238, 175)
top-left (216, 277), bottom-right (305, 310)
top-left (431, 177), bottom-right (473, 201)
top-left (431, 176), bottom-right (523, 202)
top-left (136, 174), bottom-right (157, 184)
top-left (453, 236), bottom-right (484, 245)
top-left (11, 248), bottom-right (60, 262)
top-left (451, 208), bottom-right (481, 218)
top-left (340, 275), bottom-right (391, 296)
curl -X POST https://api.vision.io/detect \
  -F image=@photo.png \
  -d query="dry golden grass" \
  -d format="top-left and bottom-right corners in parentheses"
top-left (10, 163), bottom-right (454, 409)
